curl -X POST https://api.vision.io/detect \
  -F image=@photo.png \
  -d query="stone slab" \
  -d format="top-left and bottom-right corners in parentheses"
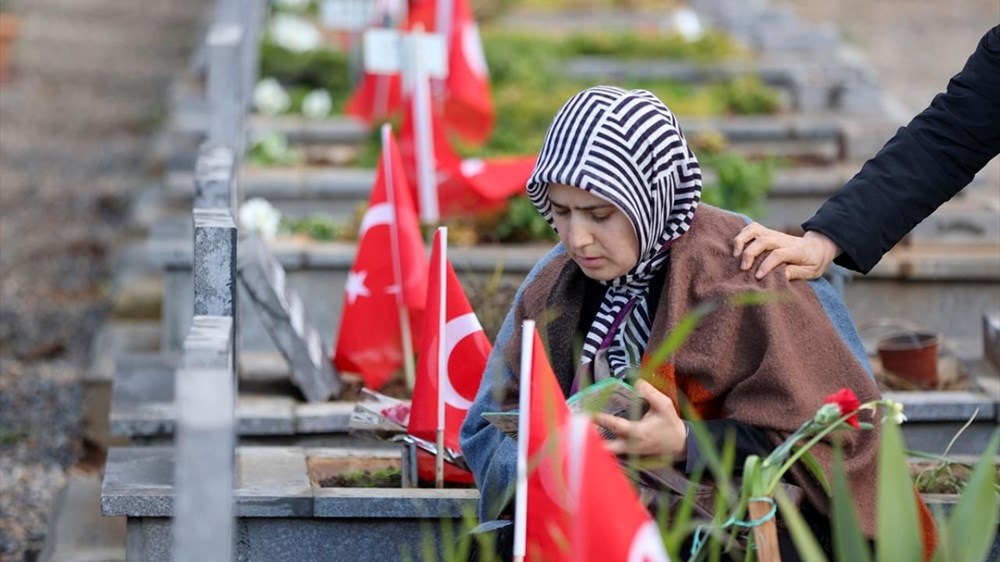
top-left (125, 515), bottom-right (483, 562)
top-left (295, 402), bottom-right (354, 434)
top-left (192, 209), bottom-right (238, 318)
top-left (236, 447), bottom-right (313, 517)
top-left (111, 353), bottom-right (355, 438)
top-left (102, 447), bottom-right (176, 517)
top-left (193, 143), bottom-right (237, 211)
top-left (110, 354), bottom-right (180, 438)
top-left (884, 390), bottom-right (999, 422)
top-left (172, 362), bottom-right (236, 562)
top-left (237, 395), bottom-right (297, 435)
top-left (237, 235), bottom-right (342, 402)
top-left (312, 487), bottom-right (479, 519)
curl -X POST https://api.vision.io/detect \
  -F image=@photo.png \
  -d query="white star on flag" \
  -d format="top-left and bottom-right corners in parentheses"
top-left (344, 270), bottom-right (371, 304)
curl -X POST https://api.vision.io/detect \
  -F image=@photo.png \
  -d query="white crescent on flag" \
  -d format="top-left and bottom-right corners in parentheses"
top-left (359, 202), bottom-right (395, 237)
top-left (441, 312), bottom-right (482, 410)
top-left (628, 521), bottom-right (671, 562)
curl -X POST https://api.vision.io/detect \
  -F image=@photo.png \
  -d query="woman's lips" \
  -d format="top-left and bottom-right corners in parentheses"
top-left (577, 256), bottom-right (602, 269)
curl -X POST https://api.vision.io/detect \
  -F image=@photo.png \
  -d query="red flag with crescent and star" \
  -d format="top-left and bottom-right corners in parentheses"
top-left (398, 90), bottom-right (536, 218)
top-left (520, 327), bottom-right (572, 561)
top-left (404, 0), bottom-right (494, 144)
top-left (407, 228), bottom-right (491, 454)
top-left (519, 328), bottom-right (670, 561)
top-left (333, 126), bottom-right (428, 389)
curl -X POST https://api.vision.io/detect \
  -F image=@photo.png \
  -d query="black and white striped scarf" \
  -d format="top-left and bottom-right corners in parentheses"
top-left (526, 86), bottom-right (703, 377)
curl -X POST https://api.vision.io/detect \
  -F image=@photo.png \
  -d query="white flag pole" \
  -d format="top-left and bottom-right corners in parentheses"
top-left (512, 319), bottom-right (534, 562)
top-left (382, 123), bottom-right (416, 390)
top-left (568, 414), bottom-right (589, 562)
top-left (410, 24), bottom-right (439, 223)
top-left (435, 226), bottom-right (448, 489)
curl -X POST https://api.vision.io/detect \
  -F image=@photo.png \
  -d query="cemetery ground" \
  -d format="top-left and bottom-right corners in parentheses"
top-left (0, 1), bottom-right (998, 562)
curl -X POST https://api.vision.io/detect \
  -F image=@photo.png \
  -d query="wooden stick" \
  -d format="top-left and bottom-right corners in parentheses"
top-left (749, 499), bottom-right (781, 562)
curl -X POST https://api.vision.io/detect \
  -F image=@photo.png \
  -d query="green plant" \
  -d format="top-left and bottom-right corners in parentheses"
top-left (247, 132), bottom-right (302, 166)
top-left (711, 75), bottom-right (781, 116)
top-left (492, 196), bottom-right (559, 243)
top-left (281, 214), bottom-right (347, 241)
top-left (699, 152), bottom-right (775, 219)
top-left (779, 425), bottom-right (1000, 562)
top-left (259, 38), bottom-right (351, 110)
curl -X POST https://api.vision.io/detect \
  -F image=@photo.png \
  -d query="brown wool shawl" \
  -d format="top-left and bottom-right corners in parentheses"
top-left (501, 205), bottom-right (882, 537)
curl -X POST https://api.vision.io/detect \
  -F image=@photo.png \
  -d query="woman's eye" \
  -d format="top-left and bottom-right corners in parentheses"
top-left (552, 208), bottom-right (569, 217)
top-left (591, 214), bottom-right (610, 223)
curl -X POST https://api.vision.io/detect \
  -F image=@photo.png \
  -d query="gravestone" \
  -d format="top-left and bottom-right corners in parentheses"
top-left (193, 143), bottom-right (236, 211)
top-left (193, 208), bottom-right (237, 317)
top-left (206, 22), bottom-right (245, 151)
top-left (238, 234), bottom-right (343, 402)
top-left (173, 316), bottom-right (236, 562)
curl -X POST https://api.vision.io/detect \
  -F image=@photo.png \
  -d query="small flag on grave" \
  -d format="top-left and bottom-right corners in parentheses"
top-left (333, 125), bottom-right (427, 389)
top-left (408, 227), bottom-right (490, 484)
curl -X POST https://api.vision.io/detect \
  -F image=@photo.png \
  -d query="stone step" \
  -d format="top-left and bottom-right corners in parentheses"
top-left (39, 472), bottom-right (126, 562)
top-left (110, 353), bottom-right (361, 441)
top-left (157, 159), bottom-right (1000, 245)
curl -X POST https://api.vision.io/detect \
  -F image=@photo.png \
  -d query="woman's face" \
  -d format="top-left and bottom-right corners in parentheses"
top-left (548, 183), bottom-right (640, 281)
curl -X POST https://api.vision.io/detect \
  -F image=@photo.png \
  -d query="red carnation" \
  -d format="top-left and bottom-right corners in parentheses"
top-left (823, 388), bottom-right (861, 429)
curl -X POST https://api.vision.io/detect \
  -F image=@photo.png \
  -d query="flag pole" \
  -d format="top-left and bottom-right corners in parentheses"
top-left (512, 320), bottom-right (534, 562)
top-left (381, 123), bottom-right (416, 390)
top-left (435, 226), bottom-right (448, 488)
top-left (410, 23), bottom-right (439, 223)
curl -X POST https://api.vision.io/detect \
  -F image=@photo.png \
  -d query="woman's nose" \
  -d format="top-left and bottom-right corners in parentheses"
top-left (566, 217), bottom-right (592, 249)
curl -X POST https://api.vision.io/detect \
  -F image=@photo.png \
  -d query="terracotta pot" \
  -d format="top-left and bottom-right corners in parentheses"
top-left (877, 331), bottom-right (940, 388)
top-left (0, 13), bottom-right (20, 84)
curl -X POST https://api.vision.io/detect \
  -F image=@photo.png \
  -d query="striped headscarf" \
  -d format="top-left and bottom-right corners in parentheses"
top-left (526, 86), bottom-right (703, 377)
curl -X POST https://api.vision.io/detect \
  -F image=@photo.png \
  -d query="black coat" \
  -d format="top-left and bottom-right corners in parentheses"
top-left (803, 25), bottom-right (1000, 274)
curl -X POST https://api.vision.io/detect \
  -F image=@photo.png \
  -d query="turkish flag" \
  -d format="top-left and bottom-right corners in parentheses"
top-left (408, 228), bottom-right (491, 453)
top-left (525, 415), bottom-right (670, 562)
top-left (398, 93), bottom-right (535, 218)
top-left (570, 415), bottom-right (671, 562)
top-left (518, 326), bottom-right (669, 561)
top-left (519, 327), bottom-right (573, 561)
top-left (333, 126), bottom-right (428, 389)
top-left (344, 73), bottom-right (403, 125)
top-left (407, 0), bottom-right (493, 145)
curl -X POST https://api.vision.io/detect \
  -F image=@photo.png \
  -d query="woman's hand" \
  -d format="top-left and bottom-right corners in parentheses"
top-left (732, 224), bottom-right (842, 281)
top-left (594, 379), bottom-right (687, 459)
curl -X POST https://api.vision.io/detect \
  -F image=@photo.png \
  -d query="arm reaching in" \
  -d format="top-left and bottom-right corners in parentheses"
top-left (732, 223), bottom-right (842, 281)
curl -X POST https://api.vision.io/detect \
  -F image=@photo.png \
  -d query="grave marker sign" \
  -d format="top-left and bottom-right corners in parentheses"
top-left (238, 235), bottom-right (343, 402)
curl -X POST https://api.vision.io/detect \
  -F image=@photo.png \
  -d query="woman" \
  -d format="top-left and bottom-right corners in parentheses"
top-left (460, 86), bottom-right (929, 558)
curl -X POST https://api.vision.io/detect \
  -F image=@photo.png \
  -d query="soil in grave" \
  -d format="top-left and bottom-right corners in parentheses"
top-left (910, 460), bottom-right (1000, 495)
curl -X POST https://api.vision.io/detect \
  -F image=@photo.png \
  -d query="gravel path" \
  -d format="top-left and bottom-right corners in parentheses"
top-left (0, 0), bottom-right (205, 559)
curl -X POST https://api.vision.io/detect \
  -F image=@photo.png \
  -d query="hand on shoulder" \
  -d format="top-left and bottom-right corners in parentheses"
top-left (732, 223), bottom-right (842, 281)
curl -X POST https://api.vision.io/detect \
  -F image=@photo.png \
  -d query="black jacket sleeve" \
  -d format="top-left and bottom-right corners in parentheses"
top-left (683, 418), bottom-right (775, 475)
top-left (802, 25), bottom-right (1000, 274)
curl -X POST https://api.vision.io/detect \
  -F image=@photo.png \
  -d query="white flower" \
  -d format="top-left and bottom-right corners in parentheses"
top-left (301, 89), bottom-right (332, 120)
top-left (668, 7), bottom-right (704, 42)
top-left (253, 78), bottom-right (292, 116)
top-left (240, 198), bottom-right (282, 241)
top-left (274, 0), bottom-right (311, 12)
top-left (268, 14), bottom-right (322, 53)
top-left (882, 400), bottom-right (908, 425)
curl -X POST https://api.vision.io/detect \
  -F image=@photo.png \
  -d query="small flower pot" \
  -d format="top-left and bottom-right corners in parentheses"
top-left (877, 331), bottom-right (940, 389)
